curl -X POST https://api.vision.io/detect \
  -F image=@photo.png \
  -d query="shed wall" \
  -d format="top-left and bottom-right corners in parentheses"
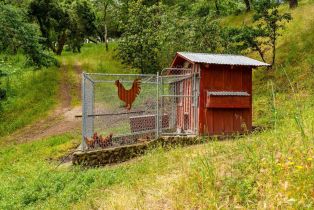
top-left (198, 64), bottom-right (252, 135)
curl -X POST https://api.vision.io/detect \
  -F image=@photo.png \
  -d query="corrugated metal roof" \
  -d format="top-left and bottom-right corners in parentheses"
top-left (207, 91), bottom-right (250, 96)
top-left (178, 52), bottom-right (270, 66)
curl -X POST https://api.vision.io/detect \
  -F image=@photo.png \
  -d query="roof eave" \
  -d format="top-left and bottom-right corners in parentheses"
top-left (193, 62), bottom-right (270, 67)
top-left (177, 52), bottom-right (270, 67)
top-left (176, 52), bottom-right (196, 65)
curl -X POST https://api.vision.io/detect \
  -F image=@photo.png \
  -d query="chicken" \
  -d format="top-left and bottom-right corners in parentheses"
top-left (93, 132), bottom-right (98, 141)
top-left (99, 133), bottom-right (113, 148)
top-left (85, 132), bottom-right (113, 149)
top-left (84, 136), bottom-right (95, 149)
top-left (115, 78), bottom-right (141, 110)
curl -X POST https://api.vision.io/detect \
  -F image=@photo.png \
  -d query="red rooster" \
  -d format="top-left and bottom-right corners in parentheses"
top-left (115, 78), bottom-right (141, 110)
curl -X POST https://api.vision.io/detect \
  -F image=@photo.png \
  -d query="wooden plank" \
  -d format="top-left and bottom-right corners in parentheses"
top-left (198, 66), bottom-right (206, 134)
top-left (213, 109), bottom-right (224, 134)
top-left (233, 109), bottom-right (243, 132)
top-left (212, 67), bottom-right (224, 90)
top-left (224, 109), bottom-right (234, 134)
top-left (224, 67), bottom-right (232, 91)
top-left (231, 67), bottom-right (243, 91)
top-left (206, 95), bottom-right (250, 108)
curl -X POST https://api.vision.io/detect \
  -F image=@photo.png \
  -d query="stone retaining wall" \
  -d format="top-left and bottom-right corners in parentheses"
top-left (72, 136), bottom-right (205, 167)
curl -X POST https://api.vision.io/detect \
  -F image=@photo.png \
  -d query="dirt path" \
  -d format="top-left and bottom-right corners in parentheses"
top-left (4, 62), bottom-right (83, 144)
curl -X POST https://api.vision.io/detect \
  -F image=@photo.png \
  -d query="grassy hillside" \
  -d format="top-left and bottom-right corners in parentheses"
top-left (60, 43), bottom-right (135, 74)
top-left (0, 100), bottom-right (312, 209)
top-left (0, 54), bottom-right (60, 136)
top-left (0, 43), bottom-right (132, 138)
top-left (0, 2), bottom-right (313, 209)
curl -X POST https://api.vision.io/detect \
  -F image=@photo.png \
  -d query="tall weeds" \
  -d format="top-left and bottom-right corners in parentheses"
top-left (282, 67), bottom-right (306, 139)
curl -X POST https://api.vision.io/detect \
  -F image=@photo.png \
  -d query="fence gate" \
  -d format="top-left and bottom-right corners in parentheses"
top-left (158, 68), bottom-right (199, 136)
top-left (81, 70), bottom-right (199, 150)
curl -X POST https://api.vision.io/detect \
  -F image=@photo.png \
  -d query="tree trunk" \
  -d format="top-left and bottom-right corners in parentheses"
top-left (56, 31), bottom-right (67, 55)
top-left (271, 40), bottom-right (276, 67)
top-left (255, 46), bottom-right (266, 63)
top-left (103, 3), bottom-right (109, 51)
top-left (88, 38), bottom-right (98, 44)
top-left (244, 0), bottom-right (251, 12)
top-left (270, 24), bottom-right (277, 67)
top-left (289, 0), bottom-right (298, 8)
top-left (214, 0), bottom-right (220, 16)
top-left (104, 23), bottom-right (109, 51)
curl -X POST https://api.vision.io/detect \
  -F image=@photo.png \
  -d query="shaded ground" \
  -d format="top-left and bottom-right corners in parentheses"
top-left (3, 62), bottom-right (82, 145)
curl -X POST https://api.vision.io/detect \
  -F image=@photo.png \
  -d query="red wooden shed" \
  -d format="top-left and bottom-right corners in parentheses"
top-left (170, 52), bottom-right (269, 136)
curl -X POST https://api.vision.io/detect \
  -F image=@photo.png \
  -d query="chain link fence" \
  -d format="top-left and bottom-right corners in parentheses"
top-left (159, 68), bottom-right (199, 136)
top-left (81, 70), bottom-right (198, 151)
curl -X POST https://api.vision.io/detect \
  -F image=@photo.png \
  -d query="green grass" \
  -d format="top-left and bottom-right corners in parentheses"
top-left (0, 54), bottom-right (60, 137)
top-left (0, 1), bottom-right (314, 209)
top-left (0, 43), bottom-right (133, 138)
top-left (59, 43), bottom-right (135, 74)
top-left (0, 94), bottom-right (312, 209)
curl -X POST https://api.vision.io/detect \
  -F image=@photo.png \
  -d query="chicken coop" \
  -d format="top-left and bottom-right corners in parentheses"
top-left (81, 52), bottom-right (269, 150)
top-left (170, 52), bottom-right (269, 135)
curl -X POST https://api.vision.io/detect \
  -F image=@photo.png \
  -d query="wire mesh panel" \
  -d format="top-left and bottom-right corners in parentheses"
top-left (82, 73), bottom-right (158, 150)
top-left (159, 68), bottom-right (199, 136)
top-left (81, 70), bottom-right (199, 151)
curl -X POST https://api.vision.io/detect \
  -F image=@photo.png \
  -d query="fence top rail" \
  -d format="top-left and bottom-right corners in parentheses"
top-left (84, 72), bottom-right (156, 77)
top-left (161, 68), bottom-right (192, 76)
top-left (92, 80), bottom-right (157, 84)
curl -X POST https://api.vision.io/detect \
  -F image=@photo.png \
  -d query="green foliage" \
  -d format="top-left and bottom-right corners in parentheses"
top-left (29, 0), bottom-right (98, 55)
top-left (0, 1), bottom-right (314, 209)
top-left (93, 0), bottom-right (120, 48)
top-left (68, 0), bottom-right (97, 53)
top-left (0, 3), bottom-right (57, 67)
top-left (116, 1), bottom-right (233, 73)
top-left (254, 0), bottom-right (292, 65)
top-left (29, 0), bottom-right (71, 55)
top-left (229, 26), bottom-right (269, 62)
top-left (191, 18), bottom-right (232, 53)
top-left (0, 65), bottom-right (59, 136)
top-left (231, 0), bottom-right (292, 66)
top-left (117, 1), bottom-right (162, 73)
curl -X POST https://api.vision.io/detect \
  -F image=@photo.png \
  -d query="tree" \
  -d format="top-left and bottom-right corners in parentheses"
top-left (117, 1), bottom-right (162, 73)
top-left (229, 26), bottom-right (268, 62)
top-left (69, 0), bottom-right (97, 52)
top-left (0, 71), bottom-right (7, 112)
top-left (94, 0), bottom-right (116, 51)
top-left (29, 0), bottom-right (98, 55)
top-left (253, 1), bottom-right (292, 66)
top-left (191, 18), bottom-right (229, 53)
top-left (231, 1), bottom-right (291, 67)
top-left (29, 0), bottom-right (71, 55)
top-left (243, 0), bottom-right (251, 12)
top-left (213, 0), bottom-right (220, 16)
top-left (289, 0), bottom-right (298, 9)
top-left (0, 3), bottom-right (56, 66)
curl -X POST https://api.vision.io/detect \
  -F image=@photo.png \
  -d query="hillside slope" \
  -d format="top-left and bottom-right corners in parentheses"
top-left (0, 2), bottom-right (313, 210)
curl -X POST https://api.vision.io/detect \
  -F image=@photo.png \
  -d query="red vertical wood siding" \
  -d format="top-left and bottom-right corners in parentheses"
top-left (176, 74), bottom-right (194, 131)
top-left (171, 55), bottom-right (253, 136)
top-left (198, 64), bottom-right (252, 135)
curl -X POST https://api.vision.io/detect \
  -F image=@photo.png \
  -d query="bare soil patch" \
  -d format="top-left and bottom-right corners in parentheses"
top-left (3, 62), bottom-right (83, 144)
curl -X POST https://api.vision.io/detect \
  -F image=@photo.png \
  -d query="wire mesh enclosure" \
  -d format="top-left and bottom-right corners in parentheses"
top-left (81, 70), bottom-right (199, 151)
top-left (159, 68), bottom-right (199, 136)
top-left (82, 73), bottom-right (158, 150)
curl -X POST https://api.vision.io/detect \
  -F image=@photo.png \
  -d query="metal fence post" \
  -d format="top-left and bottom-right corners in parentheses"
top-left (156, 71), bottom-right (159, 138)
top-left (193, 67), bottom-right (197, 134)
top-left (159, 73), bottom-right (163, 136)
top-left (81, 72), bottom-right (87, 151)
